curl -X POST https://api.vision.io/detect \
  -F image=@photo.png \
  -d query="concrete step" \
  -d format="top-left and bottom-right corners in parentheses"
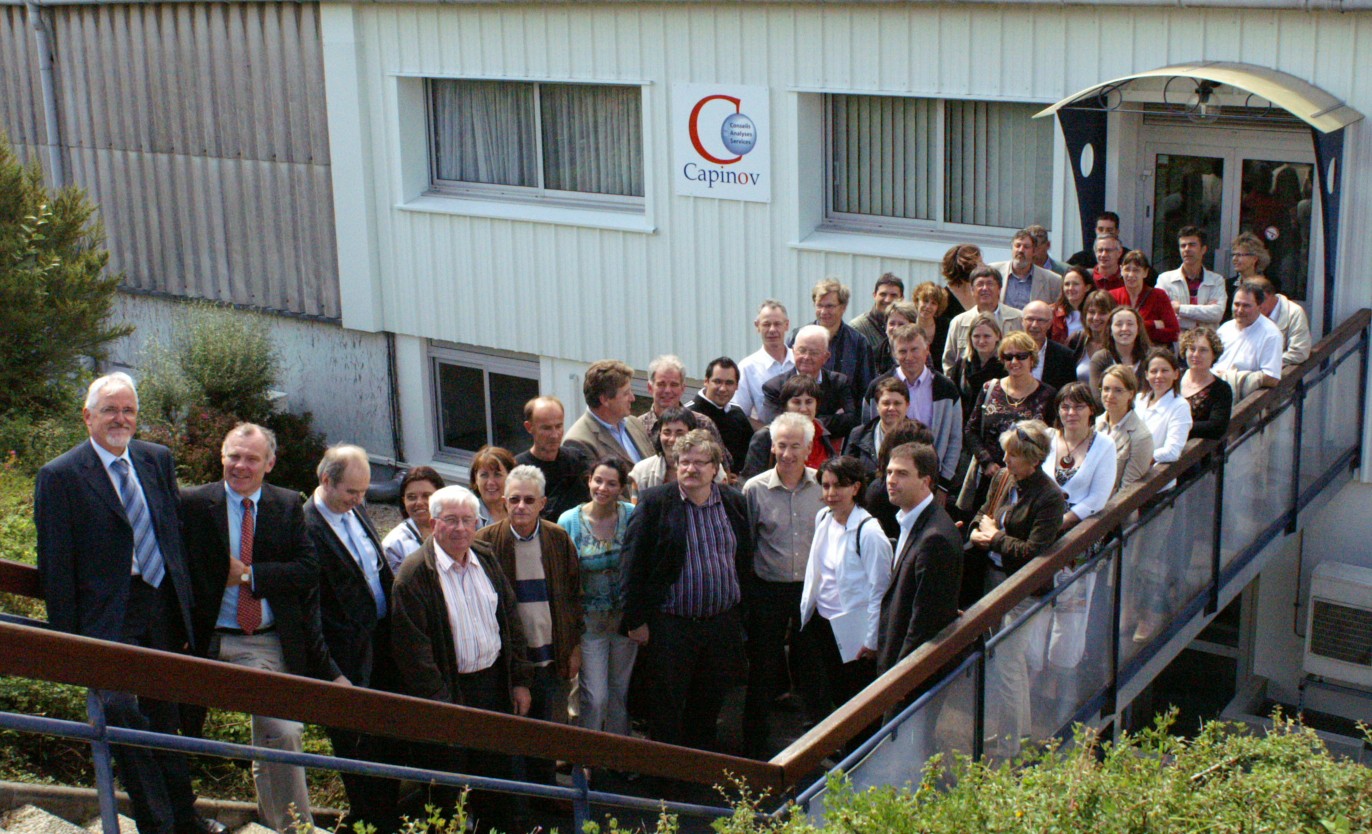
top-left (82, 814), bottom-right (136, 834)
top-left (233, 824), bottom-right (277, 834)
top-left (1, 806), bottom-right (86, 834)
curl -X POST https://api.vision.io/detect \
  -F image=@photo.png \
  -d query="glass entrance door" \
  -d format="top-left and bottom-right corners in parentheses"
top-left (1138, 128), bottom-right (1318, 311)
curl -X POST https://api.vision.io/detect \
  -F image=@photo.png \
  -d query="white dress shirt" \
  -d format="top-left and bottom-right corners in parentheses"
top-left (434, 541), bottom-right (503, 674)
top-left (733, 346), bottom-right (794, 420)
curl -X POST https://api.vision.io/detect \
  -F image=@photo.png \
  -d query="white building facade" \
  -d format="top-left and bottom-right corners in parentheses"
top-left (321, 0), bottom-right (1372, 729)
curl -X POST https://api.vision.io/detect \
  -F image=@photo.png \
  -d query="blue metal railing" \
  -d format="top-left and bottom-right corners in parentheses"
top-left (791, 316), bottom-right (1369, 821)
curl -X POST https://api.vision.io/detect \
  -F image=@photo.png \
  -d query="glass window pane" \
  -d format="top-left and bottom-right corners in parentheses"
top-left (1151, 153), bottom-right (1224, 274)
top-left (829, 94), bottom-right (936, 220)
top-left (541, 84), bottom-right (644, 197)
top-left (944, 100), bottom-right (1053, 228)
top-left (436, 363), bottom-right (488, 453)
top-left (430, 80), bottom-right (537, 186)
top-left (489, 372), bottom-right (540, 456)
top-left (1239, 160), bottom-right (1314, 301)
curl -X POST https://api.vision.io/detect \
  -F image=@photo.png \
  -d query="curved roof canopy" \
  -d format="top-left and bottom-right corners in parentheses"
top-left (1036, 61), bottom-right (1362, 133)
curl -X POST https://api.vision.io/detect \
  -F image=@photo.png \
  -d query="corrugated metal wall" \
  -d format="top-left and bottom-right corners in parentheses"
top-left (0, 2), bottom-right (339, 319)
top-left (341, 3), bottom-right (1371, 377)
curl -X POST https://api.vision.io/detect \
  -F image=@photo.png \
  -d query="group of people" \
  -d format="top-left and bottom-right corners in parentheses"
top-left (33, 214), bottom-right (1312, 834)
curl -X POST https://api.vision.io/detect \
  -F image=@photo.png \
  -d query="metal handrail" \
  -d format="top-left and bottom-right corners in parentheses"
top-left (0, 308), bottom-right (1367, 796)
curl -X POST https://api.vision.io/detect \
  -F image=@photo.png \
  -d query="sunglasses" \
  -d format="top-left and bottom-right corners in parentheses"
top-left (1001, 351), bottom-right (1032, 362)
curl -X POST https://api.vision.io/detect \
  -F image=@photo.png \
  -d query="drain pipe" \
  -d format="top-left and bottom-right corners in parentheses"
top-left (27, 0), bottom-right (65, 190)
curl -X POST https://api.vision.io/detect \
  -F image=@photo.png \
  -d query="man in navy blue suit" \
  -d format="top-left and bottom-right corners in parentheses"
top-left (35, 373), bottom-right (224, 834)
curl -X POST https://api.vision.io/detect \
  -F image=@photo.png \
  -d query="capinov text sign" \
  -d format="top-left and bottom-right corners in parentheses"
top-left (672, 83), bottom-right (771, 203)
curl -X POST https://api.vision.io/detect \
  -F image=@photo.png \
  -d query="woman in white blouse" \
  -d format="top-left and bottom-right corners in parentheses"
top-left (1132, 348), bottom-right (1194, 643)
top-left (1135, 348), bottom-right (1193, 466)
top-left (1043, 383), bottom-right (1117, 533)
top-left (797, 455), bottom-right (893, 730)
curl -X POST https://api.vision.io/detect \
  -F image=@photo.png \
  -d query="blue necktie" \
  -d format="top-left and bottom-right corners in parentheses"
top-left (345, 513), bottom-right (386, 619)
top-left (110, 459), bottom-right (166, 588)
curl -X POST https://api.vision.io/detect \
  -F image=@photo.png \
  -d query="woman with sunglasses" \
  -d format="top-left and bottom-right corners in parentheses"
top-left (959, 331), bottom-right (1055, 593)
top-left (1088, 306), bottom-right (1153, 393)
top-left (967, 419), bottom-right (1065, 759)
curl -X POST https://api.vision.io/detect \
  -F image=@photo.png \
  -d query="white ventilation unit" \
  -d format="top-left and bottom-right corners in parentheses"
top-left (1303, 561), bottom-right (1372, 689)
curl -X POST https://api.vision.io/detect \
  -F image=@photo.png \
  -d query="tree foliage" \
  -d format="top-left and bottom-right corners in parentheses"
top-left (0, 135), bottom-right (131, 415)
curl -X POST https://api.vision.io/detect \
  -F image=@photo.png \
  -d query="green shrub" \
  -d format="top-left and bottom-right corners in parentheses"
top-left (262, 409), bottom-right (328, 494)
top-left (137, 302), bottom-right (325, 490)
top-left (636, 712), bottom-right (1372, 834)
top-left (0, 136), bottom-right (132, 416)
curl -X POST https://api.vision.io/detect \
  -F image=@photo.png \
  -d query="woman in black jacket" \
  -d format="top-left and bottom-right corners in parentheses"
top-left (968, 419), bottom-right (1066, 760)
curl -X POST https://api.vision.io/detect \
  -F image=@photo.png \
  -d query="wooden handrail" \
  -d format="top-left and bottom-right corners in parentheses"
top-left (0, 619), bottom-right (787, 790)
top-left (0, 308), bottom-right (1367, 793)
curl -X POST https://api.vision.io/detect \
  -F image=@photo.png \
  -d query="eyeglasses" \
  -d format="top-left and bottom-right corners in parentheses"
top-left (1059, 402), bottom-right (1091, 413)
top-left (435, 515), bottom-right (478, 528)
top-left (1001, 352), bottom-right (1032, 362)
top-left (1015, 426), bottom-right (1043, 452)
top-left (505, 495), bottom-right (541, 505)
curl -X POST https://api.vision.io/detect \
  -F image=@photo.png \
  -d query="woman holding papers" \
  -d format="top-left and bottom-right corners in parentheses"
top-left (797, 456), bottom-right (894, 728)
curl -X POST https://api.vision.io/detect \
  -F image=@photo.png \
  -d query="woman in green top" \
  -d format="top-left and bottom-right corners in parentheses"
top-left (557, 456), bottom-right (636, 737)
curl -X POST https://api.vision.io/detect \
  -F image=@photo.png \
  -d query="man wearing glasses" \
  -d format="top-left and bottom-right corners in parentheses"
top-left (474, 466), bottom-right (583, 787)
top-left (391, 485), bottom-right (532, 832)
top-left (788, 278), bottom-right (877, 398)
top-left (622, 432), bottom-right (753, 751)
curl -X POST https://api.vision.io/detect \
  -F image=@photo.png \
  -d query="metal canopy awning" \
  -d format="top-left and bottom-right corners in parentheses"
top-left (1036, 61), bottom-right (1363, 134)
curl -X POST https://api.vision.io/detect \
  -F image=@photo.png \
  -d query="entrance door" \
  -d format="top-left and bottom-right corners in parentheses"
top-left (1137, 125), bottom-right (1318, 309)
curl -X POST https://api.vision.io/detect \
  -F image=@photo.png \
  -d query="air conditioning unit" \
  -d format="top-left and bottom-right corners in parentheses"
top-left (1303, 561), bottom-right (1372, 689)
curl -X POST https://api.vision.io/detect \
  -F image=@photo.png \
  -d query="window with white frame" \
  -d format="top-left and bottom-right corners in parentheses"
top-left (826, 95), bottom-right (1055, 232)
top-left (431, 348), bottom-right (540, 459)
top-left (428, 79), bottom-right (644, 208)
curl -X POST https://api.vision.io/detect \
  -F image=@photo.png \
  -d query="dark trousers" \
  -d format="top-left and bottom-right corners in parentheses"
top-left (514, 664), bottom-right (569, 787)
top-left (326, 726), bottom-right (401, 834)
top-left (102, 579), bottom-right (197, 834)
top-left (743, 581), bottom-right (803, 757)
top-left (407, 663), bottom-right (514, 834)
top-left (793, 614), bottom-right (876, 727)
top-left (644, 607), bottom-right (745, 751)
top-left (794, 613), bottom-right (877, 755)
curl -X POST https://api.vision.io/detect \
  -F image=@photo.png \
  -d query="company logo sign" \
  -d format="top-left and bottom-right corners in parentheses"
top-left (673, 84), bottom-right (770, 203)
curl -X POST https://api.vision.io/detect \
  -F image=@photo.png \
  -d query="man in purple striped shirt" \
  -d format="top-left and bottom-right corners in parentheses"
top-left (622, 431), bottom-right (754, 751)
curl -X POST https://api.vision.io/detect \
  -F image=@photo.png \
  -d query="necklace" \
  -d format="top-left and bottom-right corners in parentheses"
top-left (1059, 432), bottom-right (1092, 469)
top-left (1002, 379), bottom-right (1033, 409)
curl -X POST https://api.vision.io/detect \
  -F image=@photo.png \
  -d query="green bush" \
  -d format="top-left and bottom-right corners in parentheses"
top-left (137, 302), bottom-right (325, 491)
top-left (139, 302), bottom-right (281, 425)
top-left (0, 136), bottom-right (132, 416)
top-left (619, 712), bottom-right (1372, 834)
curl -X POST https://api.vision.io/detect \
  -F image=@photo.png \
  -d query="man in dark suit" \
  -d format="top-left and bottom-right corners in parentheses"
top-left (622, 431), bottom-right (753, 751)
top-left (35, 373), bottom-right (223, 834)
top-left (760, 324), bottom-right (858, 440)
top-left (182, 423), bottom-right (343, 832)
top-left (302, 444), bottom-right (398, 830)
top-left (876, 442), bottom-right (962, 675)
top-left (1022, 301), bottom-right (1079, 392)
